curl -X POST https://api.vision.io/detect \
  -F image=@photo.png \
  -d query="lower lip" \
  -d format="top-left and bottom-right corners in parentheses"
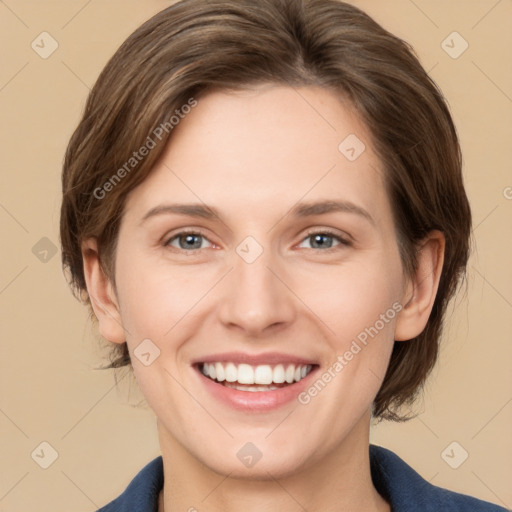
top-left (195, 366), bottom-right (318, 411)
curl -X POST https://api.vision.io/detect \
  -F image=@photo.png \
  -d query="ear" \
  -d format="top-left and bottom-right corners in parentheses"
top-left (394, 230), bottom-right (445, 342)
top-left (81, 238), bottom-right (126, 344)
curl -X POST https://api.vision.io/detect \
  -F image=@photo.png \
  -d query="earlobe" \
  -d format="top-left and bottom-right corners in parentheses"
top-left (394, 230), bottom-right (445, 342)
top-left (81, 238), bottom-right (126, 344)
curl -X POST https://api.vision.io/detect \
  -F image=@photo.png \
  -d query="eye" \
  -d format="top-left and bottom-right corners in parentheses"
top-left (164, 230), bottom-right (213, 251)
top-left (163, 229), bottom-right (351, 253)
top-left (298, 230), bottom-right (351, 251)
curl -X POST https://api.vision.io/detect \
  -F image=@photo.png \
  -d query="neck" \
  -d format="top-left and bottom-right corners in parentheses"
top-left (157, 413), bottom-right (390, 512)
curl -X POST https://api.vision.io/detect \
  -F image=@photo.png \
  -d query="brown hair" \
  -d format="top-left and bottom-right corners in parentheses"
top-left (60, 0), bottom-right (471, 421)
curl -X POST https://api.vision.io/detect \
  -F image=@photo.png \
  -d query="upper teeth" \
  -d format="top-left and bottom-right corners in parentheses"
top-left (201, 362), bottom-right (313, 385)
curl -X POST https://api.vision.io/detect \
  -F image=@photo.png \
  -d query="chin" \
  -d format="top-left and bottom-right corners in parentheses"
top-left (201, 450), bottom-right (311, 481)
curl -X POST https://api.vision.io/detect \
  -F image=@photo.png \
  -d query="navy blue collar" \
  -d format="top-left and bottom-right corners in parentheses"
top-left (98, 444), bottom-right (507, 511)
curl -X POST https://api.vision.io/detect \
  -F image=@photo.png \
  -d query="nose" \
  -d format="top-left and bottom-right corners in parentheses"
top-left (217, 245), bottom-right (296, 337)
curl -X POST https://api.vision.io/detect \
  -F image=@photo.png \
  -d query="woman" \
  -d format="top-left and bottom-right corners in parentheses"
top-left (59, 0), bottom-right (507, 510)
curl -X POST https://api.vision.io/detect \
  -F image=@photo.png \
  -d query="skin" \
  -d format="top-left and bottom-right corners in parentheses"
top-left (82, 84), bottom-right (444, 512)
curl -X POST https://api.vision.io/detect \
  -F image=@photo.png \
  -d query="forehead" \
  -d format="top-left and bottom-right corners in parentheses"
top-left (123, 85), bottom-right (390, 227)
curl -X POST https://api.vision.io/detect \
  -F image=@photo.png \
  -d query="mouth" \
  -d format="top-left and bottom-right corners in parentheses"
top-left (193, 355), bottom-right (319, 411)
top-left (197, 362), bottom-right (315, 392)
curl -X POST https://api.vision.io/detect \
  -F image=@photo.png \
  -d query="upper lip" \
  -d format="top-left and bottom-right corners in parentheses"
top-left (192, 352), bottom-right (318, 366)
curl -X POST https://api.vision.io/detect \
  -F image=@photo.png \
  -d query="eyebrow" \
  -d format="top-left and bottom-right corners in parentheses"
top-left (139, 200), bottom-right (375, 226)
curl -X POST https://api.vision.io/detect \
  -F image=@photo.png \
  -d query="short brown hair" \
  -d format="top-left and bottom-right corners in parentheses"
top-left (60, 0), bottom-right (471, 421)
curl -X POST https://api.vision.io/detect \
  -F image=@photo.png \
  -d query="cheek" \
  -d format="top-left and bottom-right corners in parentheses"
top-left (298, 273), bottom-right (400, 424)
top-left (308, 257), bottom-right (403, 395)
top-left (313, 258), bottom-right (403, 335)
top-left (115, 252), bottom-right (212, 343)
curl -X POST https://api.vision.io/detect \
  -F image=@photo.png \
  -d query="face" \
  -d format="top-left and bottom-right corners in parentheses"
top-left (110, 85), bottom-right (410, 477)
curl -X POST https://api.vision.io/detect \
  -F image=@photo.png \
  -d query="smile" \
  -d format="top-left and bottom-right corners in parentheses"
top-left (200, 362), bottom-right (314, 391)
top-left (193, 352), bottom-right (319, 410)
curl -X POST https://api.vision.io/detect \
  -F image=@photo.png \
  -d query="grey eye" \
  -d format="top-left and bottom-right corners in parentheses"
top-left (166, 232), bottom-right (212, 250)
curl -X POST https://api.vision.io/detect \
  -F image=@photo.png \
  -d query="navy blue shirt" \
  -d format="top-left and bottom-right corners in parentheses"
top-left (98, 444), bottom-right (507, 511)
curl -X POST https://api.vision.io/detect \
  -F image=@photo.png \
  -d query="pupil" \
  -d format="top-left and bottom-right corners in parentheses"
top-left (313, 234), bottom-right (331, 248)
top-left (182, 234), bottom-right (201, 249)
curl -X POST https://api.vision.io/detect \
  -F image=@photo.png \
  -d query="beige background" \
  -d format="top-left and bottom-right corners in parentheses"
top-left (0, 0), bottom-right (511, 510)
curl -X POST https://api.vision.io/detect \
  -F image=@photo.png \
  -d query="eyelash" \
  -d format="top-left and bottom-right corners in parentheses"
top-left (163, 228), bottom-right (352, 253)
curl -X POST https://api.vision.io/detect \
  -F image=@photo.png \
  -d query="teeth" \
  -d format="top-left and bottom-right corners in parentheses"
top-left (201, 362), bottom-right (313, 385)
top-left (285, 365), bottom-right (295, 383)
top-left (224, 382), bottom-right (280, 392)
top-left (225, 362), bottom-right (237, 382)
top-left (273, 364), bottom-right (285, 383)
top-left (215, 362), bottom-right (225, 382)
top-left (238, 364), bottom-right (254, 384)
top-left (254, 365), bottom-right (273, 385)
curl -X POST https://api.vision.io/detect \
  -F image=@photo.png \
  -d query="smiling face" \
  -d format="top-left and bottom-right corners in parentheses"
top-left (85, 84), bottom-right (420, 478)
